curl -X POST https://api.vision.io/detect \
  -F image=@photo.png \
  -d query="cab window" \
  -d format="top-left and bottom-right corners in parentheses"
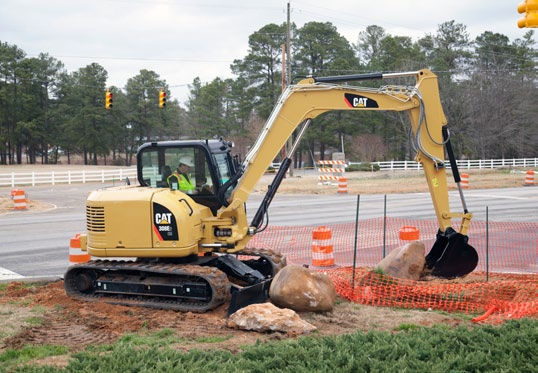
top-left (140, 147), bottom-right (213, 192)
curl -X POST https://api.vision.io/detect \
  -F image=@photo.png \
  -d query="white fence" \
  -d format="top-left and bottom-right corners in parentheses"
top-left (1, 158), bottom-right (537, 187)
top-left (0, 168), bottom-right (137, 188)
top-left (352, 158), bottom-right (538, 171)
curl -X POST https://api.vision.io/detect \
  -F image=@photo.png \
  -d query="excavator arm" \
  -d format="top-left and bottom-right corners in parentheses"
top-left (219, 69), bottom-right (477, 278)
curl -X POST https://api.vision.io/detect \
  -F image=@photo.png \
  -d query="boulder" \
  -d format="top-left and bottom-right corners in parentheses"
top-left (376, 241), bottom-right (426, 280)
top-left (269, 265), bottom-right (336, 312)
top-left (227, 303), bottom-right (316, 334)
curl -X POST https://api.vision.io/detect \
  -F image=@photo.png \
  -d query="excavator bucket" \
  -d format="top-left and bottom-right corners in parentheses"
top-left (425, 228), bottom-right (478, 278)
top-left (227, 279), bottom-right (272, 316)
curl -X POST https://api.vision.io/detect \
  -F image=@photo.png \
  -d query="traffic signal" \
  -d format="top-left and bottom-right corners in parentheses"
top-left (159, 90), bottom-right (167, 108)
top-left (105, 89), bottom-right (113, 109)
top-left (518, 0), bottom-right (538, 28)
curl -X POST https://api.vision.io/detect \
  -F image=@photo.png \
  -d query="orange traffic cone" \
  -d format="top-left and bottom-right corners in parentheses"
top-left (399, 226), bottom-right (420, 241)
top-left (11, 189), bottom-right (27, 210)
top-left (312, 226), bottom-right (335, 267)
top-left (337, 176), bottom-right (348, 194)
top-left (524, 170), bottom-right (534, 186)
top-left (68, 234), bottom-right (91, 265)
top-left (460, 173), bottom-right (469, 189)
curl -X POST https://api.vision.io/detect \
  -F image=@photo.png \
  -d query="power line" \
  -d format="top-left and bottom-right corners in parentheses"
top-left (27, 54), bottom-right (234, 64)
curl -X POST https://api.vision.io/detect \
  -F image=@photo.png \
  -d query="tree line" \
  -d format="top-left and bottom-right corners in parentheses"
top-left (0, 20), bottom-right (536, 166)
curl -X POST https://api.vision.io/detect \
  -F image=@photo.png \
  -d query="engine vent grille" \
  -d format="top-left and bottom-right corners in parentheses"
top-left (86, 206), bottom-right (105, 232)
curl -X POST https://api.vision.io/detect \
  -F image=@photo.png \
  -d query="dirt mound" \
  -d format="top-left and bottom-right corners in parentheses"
top-left (1, 280), bottom-right (472, 355)
top-left (0, 196), bottom-right (55, 214)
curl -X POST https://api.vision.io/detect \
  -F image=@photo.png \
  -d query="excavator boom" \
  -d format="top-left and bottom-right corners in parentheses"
top-left (223, 69), bottom-right (477, 277)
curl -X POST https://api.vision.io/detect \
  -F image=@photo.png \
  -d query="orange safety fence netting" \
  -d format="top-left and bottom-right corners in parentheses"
top-left (326, 268), bottom-right (537, 324)
top-left (250, 218), bottom-right (537, 323)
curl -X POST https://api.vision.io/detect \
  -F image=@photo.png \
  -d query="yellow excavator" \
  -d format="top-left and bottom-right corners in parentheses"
top-left (64, 69), bottom-right (478, 313)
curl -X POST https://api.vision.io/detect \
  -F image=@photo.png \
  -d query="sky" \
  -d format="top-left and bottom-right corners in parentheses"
top-left (1, 0), bottom-right (535, 104)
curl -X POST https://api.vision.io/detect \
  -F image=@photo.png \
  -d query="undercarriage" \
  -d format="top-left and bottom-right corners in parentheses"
top-left (64, 248), bottom-right (286, 314)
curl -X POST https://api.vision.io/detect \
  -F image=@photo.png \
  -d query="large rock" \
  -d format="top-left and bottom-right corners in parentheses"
top-left (227, 303), bottom-right (316, 334)
top-left (269, 265), bottom-right (336, 312)
top-left (376, 241), bottom-right (426, 280)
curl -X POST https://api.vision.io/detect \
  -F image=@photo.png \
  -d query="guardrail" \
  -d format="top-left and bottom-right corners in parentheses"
top-left (351, 158), bottom-right (538, 171)
top-left (0, 168), bottom-right (137, 187)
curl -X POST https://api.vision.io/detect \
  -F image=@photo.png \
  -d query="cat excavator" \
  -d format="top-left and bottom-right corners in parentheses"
top-left (64, 69), bottom-right (478, 314)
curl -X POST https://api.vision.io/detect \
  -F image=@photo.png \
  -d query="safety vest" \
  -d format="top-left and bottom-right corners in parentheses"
top-left (167, 172), bottom-right (195, 191)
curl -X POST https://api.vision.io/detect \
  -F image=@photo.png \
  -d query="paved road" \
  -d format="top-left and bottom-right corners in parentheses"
top-left (1, 184), bottom-right (91, 280)
top-left (257, 187), bottom-right (538, 225)
top-left (1, 183), bottom-right (536, 280)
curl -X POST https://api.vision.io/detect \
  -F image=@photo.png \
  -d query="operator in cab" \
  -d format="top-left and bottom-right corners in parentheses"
top-left (167, 156), bottom-right (196, 193)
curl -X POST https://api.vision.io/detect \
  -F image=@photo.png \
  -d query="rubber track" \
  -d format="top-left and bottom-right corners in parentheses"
top-left (64, 260), bottom-right (231, 312)
top-left (64, 248), bottom-right (286, 312)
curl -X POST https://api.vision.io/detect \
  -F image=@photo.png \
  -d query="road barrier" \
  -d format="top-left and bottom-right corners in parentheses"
top-left (524, 170), bottom-right (534, 186)
top-left (317, 160), bottom-right (345, 182)
top-left (10, 189), bottom-right (27, 210)
top-left (68, 234), bottom-right (91, 265)
top-left (337, 176), bottom-right (348, 194)
top-left (399, 226), bottom-right (419, 241)
top-left (460, 173), bottom-right (469, 189)
top-left (311, 226), bottom-right (335, 267)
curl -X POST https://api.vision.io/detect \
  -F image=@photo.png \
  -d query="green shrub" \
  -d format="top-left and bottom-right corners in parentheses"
top-left (346, 162), bottom-right (380, 172)
top-left (0, 345), bottom-right (68, 368)
top-left (6, 319), bottom-right (537, 372)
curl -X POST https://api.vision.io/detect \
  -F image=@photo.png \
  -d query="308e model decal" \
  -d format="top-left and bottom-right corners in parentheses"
top-left (153, 203), bottom-right (178, 241)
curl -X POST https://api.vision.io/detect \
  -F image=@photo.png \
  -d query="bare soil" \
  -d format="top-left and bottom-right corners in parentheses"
top-left (0, 281), bottom-right (473, 356)
top-left (0, 167), bottom-right (533, 366)
top-left (258, 168), bottom-right (530, 195)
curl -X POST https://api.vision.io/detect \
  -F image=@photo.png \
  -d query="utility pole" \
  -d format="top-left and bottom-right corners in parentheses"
top-left (286, 0), bottom-right (294, 176)
top-left (281, 44), bottom-right (286, 91)
top-left (286, 1), bottom-right (291, 86)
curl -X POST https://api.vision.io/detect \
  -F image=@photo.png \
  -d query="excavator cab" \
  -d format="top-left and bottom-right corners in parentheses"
top-left (137, 139), bottom-right (237, 214)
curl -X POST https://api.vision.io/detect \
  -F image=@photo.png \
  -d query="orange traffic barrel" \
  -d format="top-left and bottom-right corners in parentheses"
top-left (399, 226), bottom-right (420, 241)
top-left (460, 173), bottom-right (469, 189)
top-left (69, 234), bottom-right (91, 265)
top-left (312, 226), bottom-right (335, 267)
top-left (524, 170), bottom-right (534, 186)
top-left (337, 176), bottom-right (348, 194)
top-left (11, 189), bottom-right (27, 210)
